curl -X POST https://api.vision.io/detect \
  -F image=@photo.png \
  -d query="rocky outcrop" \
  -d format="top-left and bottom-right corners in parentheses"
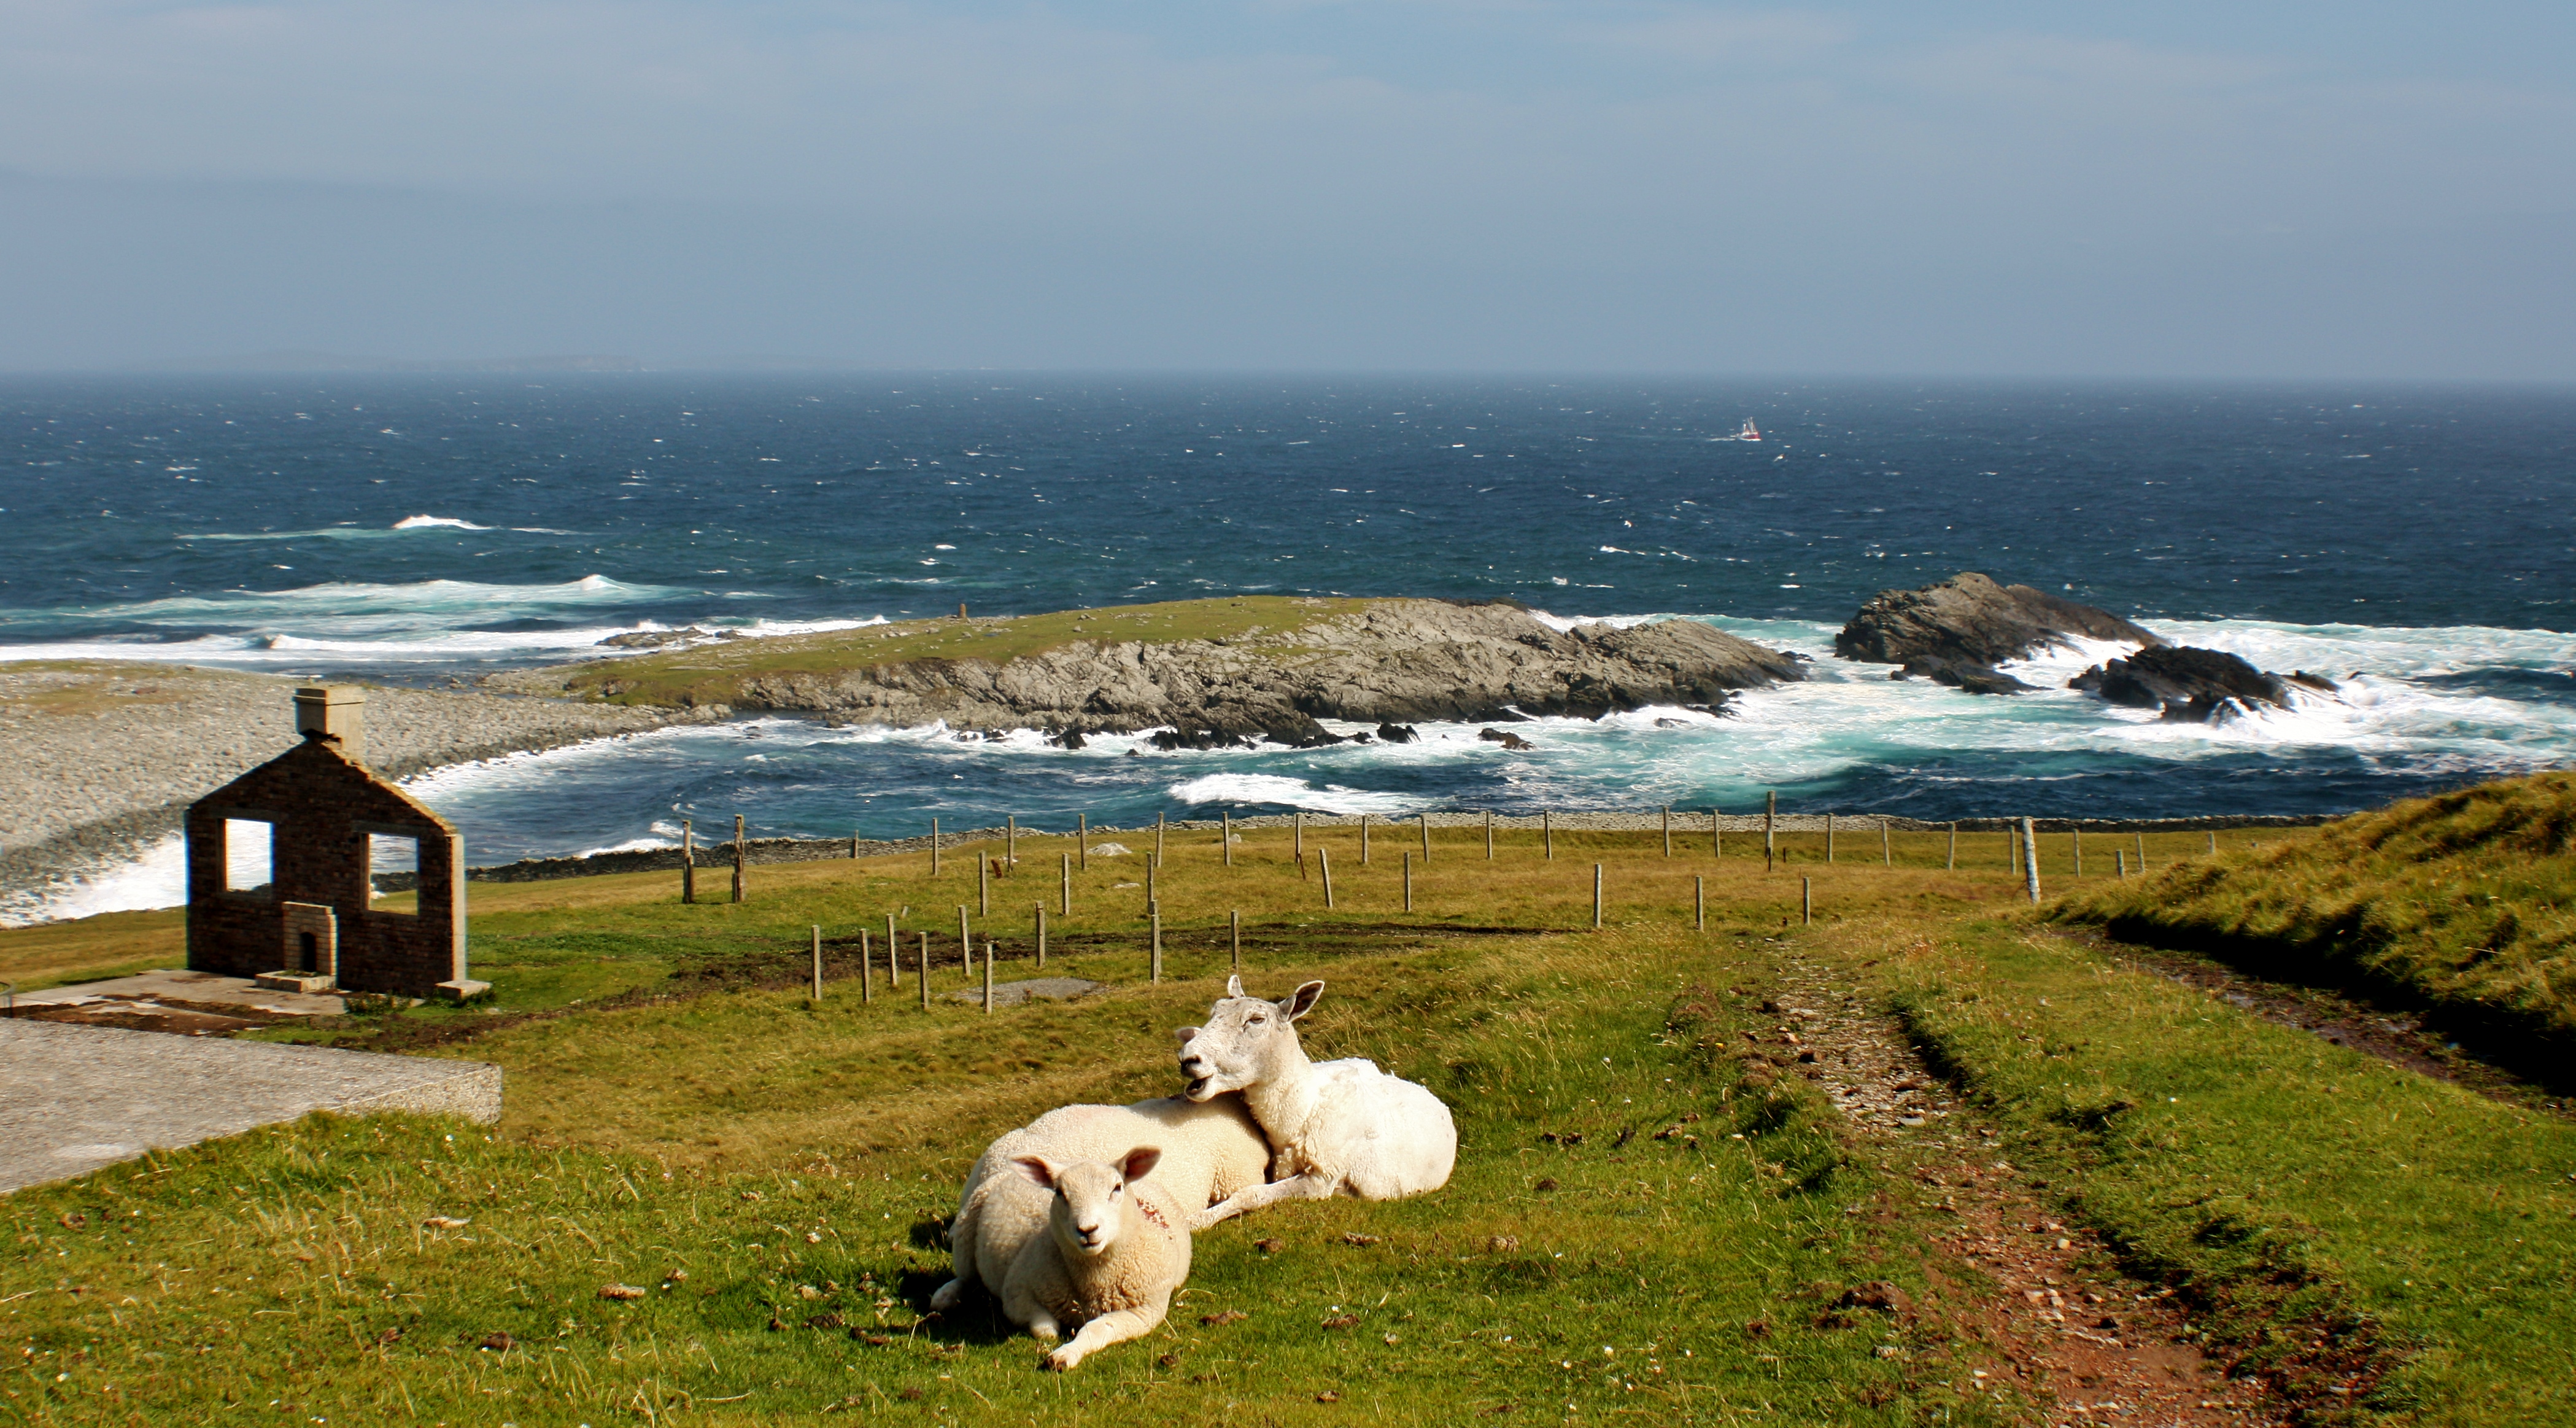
top-left (503, 600), bottom-right (1803, 739)
top-left (1838, 574), bottom-right (2161, 688)
top-left (2070, 646), bottom-right (2338, 723)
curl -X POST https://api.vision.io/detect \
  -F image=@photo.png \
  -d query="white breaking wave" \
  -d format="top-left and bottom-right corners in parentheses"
top-left (392, 514), bottom-right (491, 530)
top-left (1166, 774), bottom-right (1416, 814)
top-left (0, 834), bottom-right (187, 928)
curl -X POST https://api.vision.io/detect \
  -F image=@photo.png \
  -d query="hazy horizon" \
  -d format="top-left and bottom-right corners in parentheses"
top-left (4, 2), bottom-right (2570, 381)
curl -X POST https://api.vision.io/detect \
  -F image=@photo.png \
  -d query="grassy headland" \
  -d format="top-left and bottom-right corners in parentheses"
top-left (527, 596), bottom-right (1370, 708)
top-left (7, 800), bottom-right (2575, 1424)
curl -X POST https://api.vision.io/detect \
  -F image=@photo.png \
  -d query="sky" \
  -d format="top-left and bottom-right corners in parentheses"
top-left (1, 1), bottom-right (2570, 378)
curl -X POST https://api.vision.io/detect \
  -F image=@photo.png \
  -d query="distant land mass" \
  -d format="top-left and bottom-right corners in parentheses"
top-left (160, 351), bottom-right (644, 373)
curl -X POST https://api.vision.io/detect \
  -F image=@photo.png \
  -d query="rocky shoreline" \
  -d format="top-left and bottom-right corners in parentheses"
top-left (0, 664), bottom-right (709, 902)
top-left (492, 597), bottom-right (1805, 743)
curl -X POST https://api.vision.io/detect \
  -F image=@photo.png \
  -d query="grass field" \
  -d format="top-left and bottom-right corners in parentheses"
top-left (7, 802), bottom-right (2574, 1425)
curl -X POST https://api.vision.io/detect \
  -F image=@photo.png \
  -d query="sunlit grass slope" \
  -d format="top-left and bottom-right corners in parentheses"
top-left (2052, 770), bottom-right (2576, 1066)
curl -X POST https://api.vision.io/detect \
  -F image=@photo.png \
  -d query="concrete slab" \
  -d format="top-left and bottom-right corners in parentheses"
top-left (15, 968), bottom-right (346, 1018)
top-left (0, 1018), bottom-right (500, 1193)
top-left (947, 976), bottom-right (1105, 1009)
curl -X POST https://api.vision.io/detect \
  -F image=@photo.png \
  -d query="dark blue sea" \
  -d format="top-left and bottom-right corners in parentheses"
top-left (6, 375), bottom-right (2572, 919)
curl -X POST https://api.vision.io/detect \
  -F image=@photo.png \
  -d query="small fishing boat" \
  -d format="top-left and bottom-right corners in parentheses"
top-left (1736, 419), bottom-right (1762, 441)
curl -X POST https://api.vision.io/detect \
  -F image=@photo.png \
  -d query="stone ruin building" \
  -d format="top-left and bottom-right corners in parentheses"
top-left (185, 686), bottom-right (489, 1001)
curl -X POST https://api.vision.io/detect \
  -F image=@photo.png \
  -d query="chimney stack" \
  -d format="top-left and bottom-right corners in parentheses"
top-left (293, 686), bottom-right (366, 763)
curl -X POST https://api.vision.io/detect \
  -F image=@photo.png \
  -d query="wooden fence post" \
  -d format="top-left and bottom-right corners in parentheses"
top-left (810, 925), bottom-right (824, 1003)
top-left (2023, 818), bottom-right (2043, 904)
top-left (1078, 813), bottom-right (1088, 871)
top-left (983, 942), bottom-right (994, 1014)
top-left (918, 933), bottom-right (930, 1009)
top-left (1662, 805), bottom-right (1671, 858)
top-left (2072, 828), bottom-right (2083, 877)
top-left (1825, 812), bottom-right (1835, 864)
top-left (861, 930), bottom-right (873, 1003)
top-left (1294, 811), bottom-right (1304, 863)
top-left (1544, 811), bottom-right (1553, 860)
top-left (732, 815), bottom-right (746, 902)
top-left (1402, 853), bottom-right (1413, 912)
top-left (1360, 813), bottom-right (1370, 865)
top-left (957, 905), bottom-right (972, 974)
top-left (1231, 909), bottom-right (1241, 971)
top-left (1420, 812), bottom-right (1430, 862)
top-left (1947, 822), bottom-right (1957, 871)
top-left (1712, 807), bottom-right (1722, 860)
top-left (1485, 810), bottom-right (1495, 860)
top-left (978, 850), bottom-right (989, 917)
top-left (1882, 818), bottom-right (1892, 867)
top-left (1150, 907), bottom-right (1162, 982)
top-left (1223, 810), bottom-right (1234, 867)
top-left (931, 817), bottom-right (941, 876)
top-left (852, 829), bottom-right (860, 860)
top-left (2137, 832), bottom-right (2147, 871)
top-left (681, 820), bottom-right (695, 904)
top-left (1061, 853), bottom-right (1072, 915)
top-left (1695, 875), bottom-right (1704, 930)
top-left (1156, 810), bottom-right (1166, 867)
top-left (1007, 815), bottom-right (1016, 878)
top-left (1803, 877), bottom-right (1811, 925)
top-left (885, 913), bottom-right (899, 989)
top-left (2208, 831), bottom-right (2218, 856)
top-left (1592, 864), bottom-right (1603, 931)
top-left (1765, 791), bottom-right (1777, 870)
top-left (1035, 902), bottom-right (1047, 969)
top-left (2116, 850), bottom-right (2127, 879)
top-left (1320, 848), bottom-right (1334, 909)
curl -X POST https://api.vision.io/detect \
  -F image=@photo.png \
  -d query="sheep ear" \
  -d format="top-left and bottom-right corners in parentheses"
top-left (1225, 974), bottom-right (1246, 998)
top-left (1120, 1147), bottom-right (1163, 1182)
top-left (1010, 1155), bottom-right (1058, 1189)
top-left (1175, 1025), bottom-right (1201, 1044)
top-left (1282, 980), bottom-right (1325, 1020)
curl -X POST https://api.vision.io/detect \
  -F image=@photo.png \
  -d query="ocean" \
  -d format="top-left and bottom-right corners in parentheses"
top-left (7, 374), bottom-right (2573, 921)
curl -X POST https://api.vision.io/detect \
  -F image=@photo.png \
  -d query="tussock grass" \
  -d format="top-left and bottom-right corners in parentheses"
top-left (2052, 771), bottom-right (2576, 1074)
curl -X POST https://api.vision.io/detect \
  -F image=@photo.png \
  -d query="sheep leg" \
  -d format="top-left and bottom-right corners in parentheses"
top-left (1191, 1171), bottom-right (1336, 1228)
top-left (930, 1190), bottom-right (984, 1311)
top-left (1045, 1301), bottom-right (1167, 1371)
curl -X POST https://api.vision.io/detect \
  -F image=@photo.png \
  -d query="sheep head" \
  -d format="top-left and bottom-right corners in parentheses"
top-left (1175, 976), bottom-right (1324, 1102)
top-left (1016, 1147), bottom-right (1162, 1257)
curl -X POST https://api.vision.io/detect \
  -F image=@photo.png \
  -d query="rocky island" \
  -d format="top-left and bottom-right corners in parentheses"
top-left (1840, 572), bottom-right (2340, 720)
top-left (489, 596), bottom-right (1805, 744)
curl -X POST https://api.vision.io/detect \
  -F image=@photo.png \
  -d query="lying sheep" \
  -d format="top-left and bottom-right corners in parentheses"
top-left (930, 1095), bottom-right (1265, 1311)
top-left (1177, 976), bottom-right (1456, 1222)
top-left (1003, 1146), bottom-right (1190, 1370)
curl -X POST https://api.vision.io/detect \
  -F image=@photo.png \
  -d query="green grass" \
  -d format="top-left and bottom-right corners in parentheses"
top-left (2052, 771), bottom-right (2576, 1074)
top-left (1865, 916), bottom-right (2576, 1426)
top-left (9, 817), bottom-right (2576, 1424)
top-left (530, 595), bottom-right (1372, 708)
top-left (3, 922), bottom-right (2001, 1426)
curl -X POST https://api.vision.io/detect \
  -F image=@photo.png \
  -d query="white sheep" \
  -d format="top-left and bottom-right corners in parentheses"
top-left (1177, 976), bottom-right (1456, 1222)
top-left (1002, 1146), bottom-right (1191, 1370)
top-left (930, 1094), bottom-right (1266, 1312)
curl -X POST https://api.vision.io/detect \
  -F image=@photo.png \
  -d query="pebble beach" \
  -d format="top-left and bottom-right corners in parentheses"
top-left (0, 662), bottom-right (700, 911)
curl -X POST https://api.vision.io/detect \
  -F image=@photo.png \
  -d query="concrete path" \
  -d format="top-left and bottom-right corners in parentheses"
top-left (947, 976), bottom-right (1104, 1009)
top-left (0, 1018), bottom-right (500, 1193)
